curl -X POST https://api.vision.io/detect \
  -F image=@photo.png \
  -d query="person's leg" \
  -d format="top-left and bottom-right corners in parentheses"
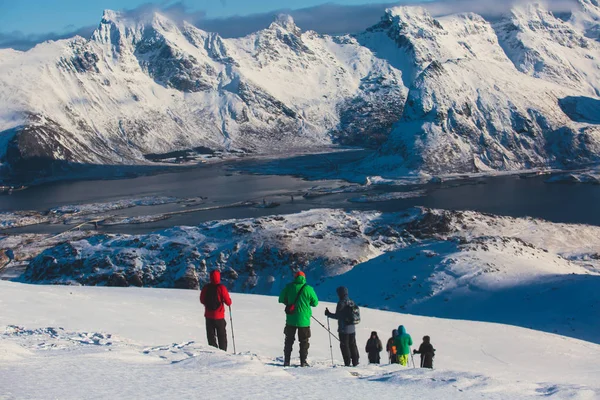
top-left (283, 325), bottom-right (296, 366)
top-left (216, 319), bottom-right (228, 351)
top-left (298, 327), bottom-right (311, 367)
top-left (349, 333), bottom-right (359, 366)
top-left (339, 333), bottom-right (351, 366)
top-left (206, 318), bottom-right (218, 348)
top-left (399, 354), bottom-right (408, 366)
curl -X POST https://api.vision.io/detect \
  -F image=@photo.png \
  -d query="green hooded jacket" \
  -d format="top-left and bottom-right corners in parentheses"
top-left (394, 325), bottom-right (413, 355)
top-left (278, 275), bottom-right (319, 328)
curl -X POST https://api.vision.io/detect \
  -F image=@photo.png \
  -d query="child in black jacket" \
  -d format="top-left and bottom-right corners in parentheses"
top-left (413, 335), bottom-right (436, 368)
top-left (365, 331), bottom-right (383, 364)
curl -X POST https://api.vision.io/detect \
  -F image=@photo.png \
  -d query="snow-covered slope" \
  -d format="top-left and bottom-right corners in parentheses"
top-left (2, 3), bottom-right (600, 180)
top-left (365, 5), bottom-right (600, 175)
top-left (1, 281), bottom-right (599, 399)
top-left (17, 207), bottom-right (600, 344)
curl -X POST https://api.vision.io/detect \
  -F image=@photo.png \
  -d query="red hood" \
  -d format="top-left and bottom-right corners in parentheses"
top-left (210, 270), bottom-right (221, 284)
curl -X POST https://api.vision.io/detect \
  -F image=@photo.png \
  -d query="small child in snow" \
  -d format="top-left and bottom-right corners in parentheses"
top-left (365, 331), bottom-right (383, 364)
top-left (386, 329), bottom-right (399, 364)
top-left (413, 335), bottom-right (436, 369)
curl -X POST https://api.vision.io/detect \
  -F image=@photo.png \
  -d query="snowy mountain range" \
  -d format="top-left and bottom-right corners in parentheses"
top-left (1, 1), bottom-right (600, 180)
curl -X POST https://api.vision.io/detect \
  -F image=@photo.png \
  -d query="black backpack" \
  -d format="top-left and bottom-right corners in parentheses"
top-left (344, 300), bottom-right (361, 325)
top-left (204, 284), bottom-right (222, 311)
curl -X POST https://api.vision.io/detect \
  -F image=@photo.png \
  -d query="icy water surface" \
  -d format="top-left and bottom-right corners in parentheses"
top-left (1, 150), bottom-right (600, 233)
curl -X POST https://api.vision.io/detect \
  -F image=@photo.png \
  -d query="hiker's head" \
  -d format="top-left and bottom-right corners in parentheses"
top-left (392, 329), bottom-right (398, 337)
top-left (423, 335), bottom-right (430, 343)
top-left (371, 331), bottom-right (378, 338)
top-left (398, 325), bottom-right (407, 335)
top-left (294, 271), bottom-right (306, 284)
top-left (210, 270), bottom-right (221, 284)
top-left (336, 286), bottom-right (349, 300)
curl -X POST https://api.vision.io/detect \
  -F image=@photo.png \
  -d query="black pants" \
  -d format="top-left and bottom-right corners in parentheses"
top-left (368, 352), bottom-right (380, 364)
top-left (340, 333), bottom-right (359, 366)
top-left (206, 318), bottom-right (227, 351)
top-left (284, 325), bottom-right (311, 364)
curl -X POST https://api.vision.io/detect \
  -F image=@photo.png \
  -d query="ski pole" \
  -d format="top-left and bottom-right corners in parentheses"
top-left (311, 316), bottom-right (340, 342)
top-left (327, 317), bottom-right (334, 366)
top-left (410, 349), bottom-right (416, 369)
top-left (228, 305), bottom-right (237, 354)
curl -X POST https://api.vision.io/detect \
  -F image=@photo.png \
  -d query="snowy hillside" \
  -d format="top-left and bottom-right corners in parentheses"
top-left (1, 281), bottom-right (599, 399)
top-left (14, 207), bottom-right (600, 344)
top-left (2, 2), bottom-right (600, 181)
top-left (365, 3), bottom-right (600, 175)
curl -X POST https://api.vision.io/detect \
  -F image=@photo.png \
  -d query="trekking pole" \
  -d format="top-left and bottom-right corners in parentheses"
top-left (228, 306), bottom-right (237, 354)
top-left (327, 317), bottom-right (334, 366)
top-left (311, 316), bottom-right (340, 342)
top-left (410, 349), bottom-right (416, 369)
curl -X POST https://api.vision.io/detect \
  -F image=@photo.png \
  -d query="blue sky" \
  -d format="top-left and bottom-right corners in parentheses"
top-left (0, 0), bottom-right (399, 35)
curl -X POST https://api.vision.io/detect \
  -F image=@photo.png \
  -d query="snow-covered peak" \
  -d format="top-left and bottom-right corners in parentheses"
top-left (269, 14), bottom-right (301, 35)
top-left (386, 5), bottom-right (438, 24)
top-left (100, 9), bottom-right (119, 24)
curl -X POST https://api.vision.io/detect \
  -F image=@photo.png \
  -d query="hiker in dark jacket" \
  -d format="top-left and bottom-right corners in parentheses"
top-left (413, 335), bottom-right (436, 368)
top-left (325, 286), bottom-right (360, 367)
top-left (278, 271), bottom-right (319, 367)
top-left (200, 270), bottom-right (232, 351)
top-left (365, 331), bottom-right (383, 364)
top-left (386, 329), bottom-right (399, 364)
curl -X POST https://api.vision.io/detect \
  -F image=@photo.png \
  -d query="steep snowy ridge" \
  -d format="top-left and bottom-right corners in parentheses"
top-left (494, 3), bottom-right (600, 96)
top-left (571, 0), bottom-right (600, 41)
top-left (1, 3), bottom-right (600, 180)
top-left (368, 4), bottom-right (600, 175)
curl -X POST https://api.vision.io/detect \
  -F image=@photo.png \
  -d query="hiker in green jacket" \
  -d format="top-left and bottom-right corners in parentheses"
top-left (279, 271), bottom-right (319, 367)
top-left (394, 325), bottom-right (413, 366)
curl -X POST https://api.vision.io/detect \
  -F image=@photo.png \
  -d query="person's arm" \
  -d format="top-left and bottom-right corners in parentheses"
top-left (278, 286), bottom-right (288, 304)
top-left (326, 301), bottom-right (343, 319)
top-left (221, 285), bottom-right (232, 306)
top-left (200, 286), bottom-right (205, 305)
top-left (309, 287), bottom-right (319, 307)
top-left (377, 339), bottom-right (383, 352)
top-left (408, 335), bottom-right (413, 347)
top-left (414, 343), bottom-right (423, 354)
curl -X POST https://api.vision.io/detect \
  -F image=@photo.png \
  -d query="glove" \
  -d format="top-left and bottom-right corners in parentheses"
top-left (325, 307), bottom-right (331, 317)
top-left (413, 349), bottom-right (417, 354)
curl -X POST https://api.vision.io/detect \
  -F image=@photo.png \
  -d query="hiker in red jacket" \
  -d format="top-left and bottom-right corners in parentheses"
top-left (200, 270), bottom-right (232, 351)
